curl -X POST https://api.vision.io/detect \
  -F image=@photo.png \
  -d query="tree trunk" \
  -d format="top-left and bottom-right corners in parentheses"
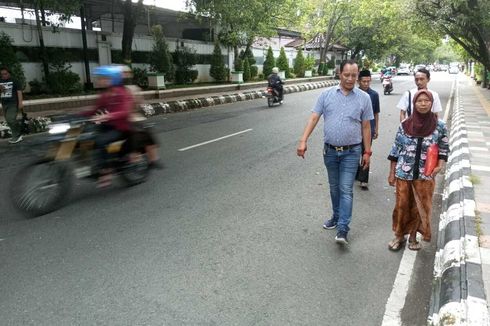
top-left (34, 1), bottom-right (49, 81)
top-left (122, 0), bottom-right (144, 64)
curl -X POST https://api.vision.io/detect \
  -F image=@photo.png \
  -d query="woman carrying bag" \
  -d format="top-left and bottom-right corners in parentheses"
top-left (387, 89), bottom-right (449, 251)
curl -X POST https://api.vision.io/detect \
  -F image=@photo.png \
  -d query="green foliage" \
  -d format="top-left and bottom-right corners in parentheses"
top-left (262, 46), bottom-right (275, 78)
top-left (0, 32), bottom-right (26, 89)
top-left (149, 25), bottom-right (174, 81)
top-left (242, 48), bottom-right (256, 65)
top-left (132, 67), bottom-right (148, 89)
top-left (305, 55), bottom-right (316, 71)
top-left (234, 56), bottom-right (243, 72)
top-left (326, 58), bottom-right (335, 69)
top-left (294, 48), bottom-right (305, 77)
top-left (276, 47), bottom-right (290, 78)
top-left (322, 63), bottom-right (329, 76)
top-left (243, 58), bottom-right (251, 82)
top-left (250, 65), bottom-right (258, 79)
top-left (318, 62), bottom-right (325, 76)
top-left (209, 41), bottom-right (227, 82)
top-left (414, 0), bottom-right (490, 71)
top-left (173, 47), bottom-right (198, 84)
top-left (46, 51), bottom-right (81, 94)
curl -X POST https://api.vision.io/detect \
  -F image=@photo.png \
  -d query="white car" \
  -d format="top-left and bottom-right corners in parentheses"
top-left (449, 66), bottom-right (459, 74)
top-left (397, 67), bottom-right (411, 75)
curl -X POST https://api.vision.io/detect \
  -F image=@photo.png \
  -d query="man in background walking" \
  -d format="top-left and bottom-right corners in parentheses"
top-left (0, 66), bottom-right (24, 143)
top-left (356, 69), bottom-right (379, 189)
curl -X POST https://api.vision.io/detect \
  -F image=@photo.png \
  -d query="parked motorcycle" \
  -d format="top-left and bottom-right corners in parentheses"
top-left (11, 115), bottom-right (150, 217)
top-left (382, 75), bottom-right (393, 95)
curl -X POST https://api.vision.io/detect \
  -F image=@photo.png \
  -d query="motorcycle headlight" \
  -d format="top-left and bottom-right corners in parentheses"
top-left (48, 123), bottom-right (71, 134)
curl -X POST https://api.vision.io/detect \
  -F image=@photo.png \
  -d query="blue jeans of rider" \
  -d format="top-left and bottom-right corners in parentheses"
top-left (323, 144), bottom-right (362, 233)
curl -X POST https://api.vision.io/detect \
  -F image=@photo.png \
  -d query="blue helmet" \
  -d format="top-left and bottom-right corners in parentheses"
top-left (93, 65), bottom-right (123, 86)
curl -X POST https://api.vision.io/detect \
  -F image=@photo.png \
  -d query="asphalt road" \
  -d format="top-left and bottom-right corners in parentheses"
top-left (0, 72), bottom-right (454, 325)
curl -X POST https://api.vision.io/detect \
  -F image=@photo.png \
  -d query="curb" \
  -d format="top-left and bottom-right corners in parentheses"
top-left (0, 80), bottom-right (339, 139)
top-left (138, 80), bottom-right (338, 117)
top-left (428, 86), bottom-right (490, 325)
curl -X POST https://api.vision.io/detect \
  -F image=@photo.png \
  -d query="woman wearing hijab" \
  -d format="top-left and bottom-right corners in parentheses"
top-left (387, 90), bottom-right (449, 251)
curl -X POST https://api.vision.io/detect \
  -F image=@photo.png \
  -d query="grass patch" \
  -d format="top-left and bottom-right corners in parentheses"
top-left (469, 174), bottom-right (481, 185)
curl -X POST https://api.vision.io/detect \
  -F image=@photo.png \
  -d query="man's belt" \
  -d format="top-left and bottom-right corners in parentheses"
top-left (326, 143), bottom-right (361, 152)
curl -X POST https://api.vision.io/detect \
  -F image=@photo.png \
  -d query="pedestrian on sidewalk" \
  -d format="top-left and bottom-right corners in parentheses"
top-left (0, 66), bottom-right (24, 144)
top-left (387, 90), bottom-right (449, 251)
top-left (297, 59), bottom-right (373, 245)
top-left (397, 68), bottom-right (442, 122)
top-left (356, 69), bottom-right (380, 190)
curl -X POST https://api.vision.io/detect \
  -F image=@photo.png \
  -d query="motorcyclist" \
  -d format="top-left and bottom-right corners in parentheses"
top-left (81, 65), bottom-right (133, 187)
top-left (267, 67), bottom-right (284, 103)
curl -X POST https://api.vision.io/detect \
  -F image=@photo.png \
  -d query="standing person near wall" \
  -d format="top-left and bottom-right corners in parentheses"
top-left (0, 66), bottom-right (24, 143)
top-left (356, 69), bottom-right (380, 189)
top-left (387, 90), bottom-right (449, 251)
top-left (397, 68), bottom-right (442, 122)
top-left (296, 59), bottom-right (373, 245)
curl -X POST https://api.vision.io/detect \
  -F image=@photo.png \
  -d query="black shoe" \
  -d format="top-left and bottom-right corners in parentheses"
top-left (335, 231), bottom-right (349, 244)
top-left (322, 218), bottom-right (337, 230)
top-left (360, 182), bottom-right (368, 190)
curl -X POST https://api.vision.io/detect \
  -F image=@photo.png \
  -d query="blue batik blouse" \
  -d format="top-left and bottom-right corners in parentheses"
top-left (388, 120), bottom-right (449, 180)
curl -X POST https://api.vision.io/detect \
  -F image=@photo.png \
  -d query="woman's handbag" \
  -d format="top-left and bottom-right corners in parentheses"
top-left (424, 143), bottom-right (439, 176)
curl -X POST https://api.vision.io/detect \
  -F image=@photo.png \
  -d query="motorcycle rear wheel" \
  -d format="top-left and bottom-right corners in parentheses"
top-left (11, 159), bottom-right (73, 217)
top-left (120, 151), bottom-right (150, 186)
top-left (267, 97), bottom-right (274, 107)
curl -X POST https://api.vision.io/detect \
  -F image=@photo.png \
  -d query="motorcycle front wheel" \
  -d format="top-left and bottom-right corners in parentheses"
top-left (11, 159), bottom-right (73, 217)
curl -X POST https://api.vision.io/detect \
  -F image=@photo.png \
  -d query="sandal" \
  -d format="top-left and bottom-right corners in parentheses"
top-left (388, 238), bottom-right (406, 251)
top-left (408, 240), bottom-right (421, 251)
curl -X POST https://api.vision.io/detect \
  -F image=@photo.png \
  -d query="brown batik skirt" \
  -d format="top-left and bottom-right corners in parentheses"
top-left (392, 178), bottom-right (435, 242)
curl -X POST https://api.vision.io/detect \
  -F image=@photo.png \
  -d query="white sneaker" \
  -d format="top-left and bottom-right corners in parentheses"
top-left (8, 135), bottom-right (23, 144)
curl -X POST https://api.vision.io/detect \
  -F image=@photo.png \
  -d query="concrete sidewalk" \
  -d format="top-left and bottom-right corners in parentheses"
top-left (429, 75), bottom-right (490, 325)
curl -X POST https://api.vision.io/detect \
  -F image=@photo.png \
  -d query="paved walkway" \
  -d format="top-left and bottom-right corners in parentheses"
top-left (461, 76), bottom-right (490, 316)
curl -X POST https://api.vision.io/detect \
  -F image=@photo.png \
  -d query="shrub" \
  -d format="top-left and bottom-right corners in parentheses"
top-left (28, 79), bottom-right (48, 95)
top-left (149, 25), bottom-right (174, 81)
top-left (243, 58), bottom-right (251, 82)
top-left (173, 46), bottom-right (198, 84)
top-left (250, 65), bottom-right (258, 79)
top-left (277, 47), bottom-right (290, 78)
top-left (305, 55), bottom-right (315, 71)
top-left (132, 67), bottom-right (148, 89)
top-left (47, 70), bottom-right (82, 94)
top-left (234, 56), bottom-right (243, 72)
top-left (262, 46), bottom-right (275, 78)
top-left (293, 48), bottom-right (305, 77)
top-left (209, 41), bottom-right (227, 82)
top-left (0, 32), bottom-right (26, 89)
top-left (318, 62), bottom-right (325, 76)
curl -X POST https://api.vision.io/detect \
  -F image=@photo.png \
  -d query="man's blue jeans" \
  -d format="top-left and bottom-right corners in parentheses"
top-left (323, 144), bottom-right (362, 233)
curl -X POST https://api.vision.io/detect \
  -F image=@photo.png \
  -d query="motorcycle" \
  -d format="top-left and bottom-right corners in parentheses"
top-left (11, 115), bottom-right (151, 217)
top-left (382, 75), bottom-right (393, 95)
top-left (266, 86), bottom-right (283, 107)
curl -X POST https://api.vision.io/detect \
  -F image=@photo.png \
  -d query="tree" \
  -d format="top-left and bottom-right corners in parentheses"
top-left (122, 0), bottom-right (145, 64)
top-left (276, 47), bottom-right (290, 78)
top-left (294, 48), bottom-right (305, 77)
top-left (149, 25), bottom-right (174, 81)
top-left (243, 57), bottom-right (251, 82)
top-left (262, 46), bottom-right (275, 78)
top-left (415, 0), bottom-right (490, 84)
top-left (0, 32), bottom-right (25, 89)
top-left (187, 0), bottom-right (290, 66)
top-left (210, 41), bottom-right (227, 82)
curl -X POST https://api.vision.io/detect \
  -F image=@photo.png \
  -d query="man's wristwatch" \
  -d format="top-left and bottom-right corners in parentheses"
top-left (364, 150), bottom-right (373, 156)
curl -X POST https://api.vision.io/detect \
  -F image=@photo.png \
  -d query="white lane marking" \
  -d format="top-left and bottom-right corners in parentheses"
top-left (381, 240), bottom-right (419, 325)
top-left (443, 79), bottom-right (456, 123)
top-left (178, 129), bottom-right (253, 152)
top-left (469, 146), bottom-right (489, 152)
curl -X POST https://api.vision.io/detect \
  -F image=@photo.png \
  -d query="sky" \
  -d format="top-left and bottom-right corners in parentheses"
top-left (0, 0), bottom-right (189, 27)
